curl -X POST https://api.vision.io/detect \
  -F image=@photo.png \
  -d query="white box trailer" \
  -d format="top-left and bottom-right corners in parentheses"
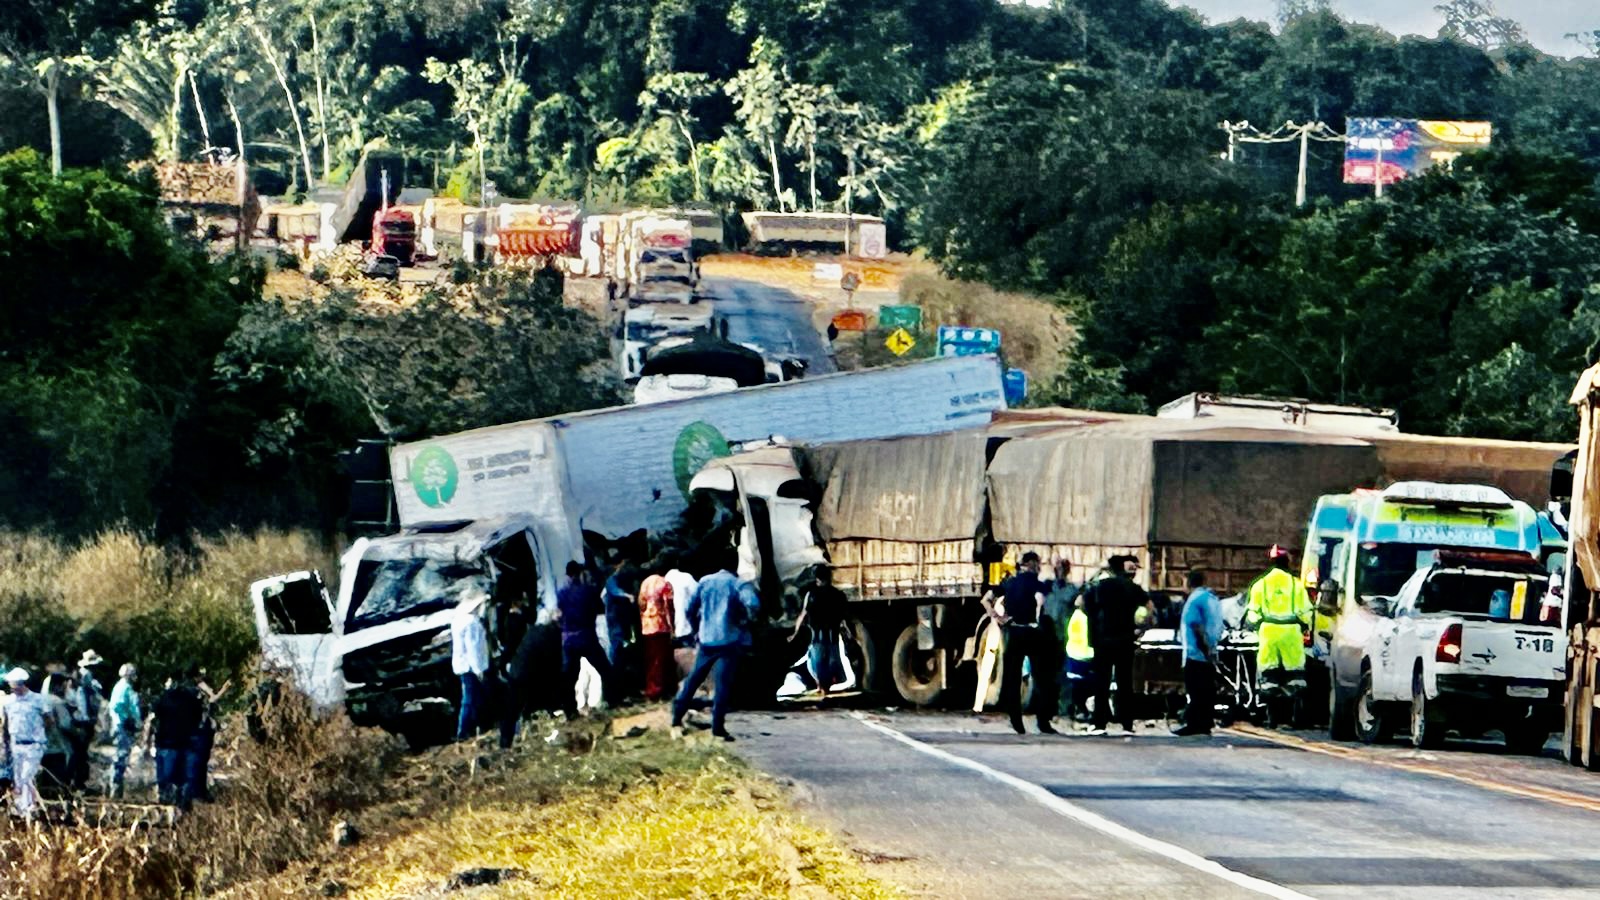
top-left (389, 354), bottom-right (1007, 547)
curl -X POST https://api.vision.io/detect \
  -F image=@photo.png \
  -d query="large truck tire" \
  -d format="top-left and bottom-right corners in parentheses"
top-left (891, 623), bottom-right (945, 706)
top-left (851, 620), bottom-right (894, 695)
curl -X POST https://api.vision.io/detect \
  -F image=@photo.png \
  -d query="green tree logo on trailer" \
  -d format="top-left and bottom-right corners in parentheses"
top-left (673, 422), bottom-right (732, 499)
top-left (410, 446), bottom-right (459, 508)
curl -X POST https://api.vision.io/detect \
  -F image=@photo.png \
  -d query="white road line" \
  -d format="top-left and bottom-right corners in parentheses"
top-left (849, 713), bottom-right (1315, 900)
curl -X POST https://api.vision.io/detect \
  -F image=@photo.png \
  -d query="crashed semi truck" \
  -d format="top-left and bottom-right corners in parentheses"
top-left (252, 356), bottom-right (1007, 731)
top-left (692, 409), bottom-right (1572, 709)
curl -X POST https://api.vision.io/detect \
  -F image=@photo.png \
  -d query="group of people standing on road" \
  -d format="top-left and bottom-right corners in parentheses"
top-left (452, 550), bottom-right (764, 746)
top-left (984, 546), bottom-right (1311, 738)
top-left (983, 552), bottom-right (1150, 736)
top-left (0, 652), bottom-right (222, 818)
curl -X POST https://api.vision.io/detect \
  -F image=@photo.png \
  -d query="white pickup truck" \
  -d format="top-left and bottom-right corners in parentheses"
top-left (1354, 551), bottom-right (1566, 752)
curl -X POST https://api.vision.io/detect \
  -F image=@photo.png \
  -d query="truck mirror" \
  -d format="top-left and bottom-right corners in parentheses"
top-left (1316, 580), bottom-right (1340, 615)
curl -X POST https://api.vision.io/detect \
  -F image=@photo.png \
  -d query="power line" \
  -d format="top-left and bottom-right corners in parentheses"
top-left (1221, 120), bottom-right (1345, 207)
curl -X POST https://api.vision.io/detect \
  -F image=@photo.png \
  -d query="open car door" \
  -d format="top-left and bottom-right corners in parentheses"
top-left (251, 571), bottom-right (344, 709)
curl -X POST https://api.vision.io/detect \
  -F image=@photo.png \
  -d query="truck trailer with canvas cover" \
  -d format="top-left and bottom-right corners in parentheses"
top-left (695, 410), bottom-right (1575, 710)
top-left (694, 417), bottom-right (1389, 707)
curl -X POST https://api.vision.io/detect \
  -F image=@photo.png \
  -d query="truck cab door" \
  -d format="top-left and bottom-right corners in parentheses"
top-left (250, 571), bottom-right (345, 709)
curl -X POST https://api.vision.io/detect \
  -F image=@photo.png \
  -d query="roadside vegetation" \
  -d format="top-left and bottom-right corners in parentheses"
top-left (0, 692), bottom-right (895, 900)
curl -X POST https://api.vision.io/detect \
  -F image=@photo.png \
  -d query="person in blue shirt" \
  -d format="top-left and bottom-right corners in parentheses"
top-left (1175, 568), bottom-right (1224, 736)
top-left (671, 550), bottom-right (760, 741)
top-left (557, 561), bottom-right (613, 717)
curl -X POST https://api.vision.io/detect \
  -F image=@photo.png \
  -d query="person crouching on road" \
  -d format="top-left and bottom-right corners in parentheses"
top-left (793, 566), bottom-right (847, 702)
top-left (1175, 569), bottom-right (1223, 737)
top-left (672, 550), bottom-right (760, 742)
top-left (1247, 545), bottom-right (1312, 728)
top-left (3, 668), bottom-right (53, 818)
top-left (557, 561), bottom-right (614, 717)
top-left (108, 664), bottom-right (142, 798)
top-left (451, 588), bottom-right (491, 740)
top-left (982, 551), bottom-right (1058, 735)
top-left (637, 568), bottom-right (677, 702)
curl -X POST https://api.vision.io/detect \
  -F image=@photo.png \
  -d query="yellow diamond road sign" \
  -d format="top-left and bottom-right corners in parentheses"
top-left (885, 327), bottom-right (916, 356)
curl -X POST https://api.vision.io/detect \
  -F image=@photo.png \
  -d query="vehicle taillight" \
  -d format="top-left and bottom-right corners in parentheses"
top-left (1436, 623), bottom-right (1463, 663)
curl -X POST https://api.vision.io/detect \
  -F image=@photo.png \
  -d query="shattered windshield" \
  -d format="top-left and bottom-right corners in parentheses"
top-left (346, 556), bottom-right (486, 631)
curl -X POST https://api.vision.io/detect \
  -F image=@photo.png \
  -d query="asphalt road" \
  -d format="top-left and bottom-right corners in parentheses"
top-left (700, 275), bottom-right (837, 375)
top-left (730, 710), bottom-right (1600, 899)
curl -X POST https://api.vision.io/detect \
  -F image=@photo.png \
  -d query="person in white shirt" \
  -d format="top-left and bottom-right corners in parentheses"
top-left (2, 668), bottom-right (53, 818)
top-left (451, 589), bottom-right (491, 740)
top-left (665, 568), bottom-right (699, 644)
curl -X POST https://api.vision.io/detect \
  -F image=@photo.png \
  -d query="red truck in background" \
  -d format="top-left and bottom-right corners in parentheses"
top-left (371, 207), bottom-right (417, 266)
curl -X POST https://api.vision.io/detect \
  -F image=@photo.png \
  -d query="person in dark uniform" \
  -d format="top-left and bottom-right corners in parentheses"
top-left (1084, 555), bottom-right (1147, 735)
top-left (981, 552), bottom-right (1058, 735)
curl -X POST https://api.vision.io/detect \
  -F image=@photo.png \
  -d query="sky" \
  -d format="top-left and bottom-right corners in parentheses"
top-left (1166, 1), bottom-right (1597, 55)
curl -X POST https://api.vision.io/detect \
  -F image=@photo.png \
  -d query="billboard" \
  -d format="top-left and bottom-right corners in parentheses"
top-left (1343, 119), bottom-right (1492, 186)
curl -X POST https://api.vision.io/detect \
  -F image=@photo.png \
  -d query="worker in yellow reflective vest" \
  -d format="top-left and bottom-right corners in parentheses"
top-left (1246, 545), bottom-right (1312, 728)
top-left (1063, 596), bottom-right (1095, 723)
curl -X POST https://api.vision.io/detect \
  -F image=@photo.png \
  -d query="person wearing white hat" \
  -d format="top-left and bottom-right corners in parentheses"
top-left (2, 668), bottom-right (51, 817)
top-left (69, 650), bottom-right (106, 790)
top-left (450, 588), bottom-right (491, 741)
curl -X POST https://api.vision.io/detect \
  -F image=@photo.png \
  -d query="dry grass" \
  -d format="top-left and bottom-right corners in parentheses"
top-left (0, 687), bottom-right (402, 900)
top-left (0, 528), bottom-right (337, 690)
top-left (235, 722), bottom-right (900, 900)
top-left (701, 253), bottom-right (908, 292)
top-left (895, 269), bottom-right (1072, 381)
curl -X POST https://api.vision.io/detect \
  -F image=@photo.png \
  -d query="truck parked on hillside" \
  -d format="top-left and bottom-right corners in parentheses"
top-left (252, 357), bottom-right (1007, 730)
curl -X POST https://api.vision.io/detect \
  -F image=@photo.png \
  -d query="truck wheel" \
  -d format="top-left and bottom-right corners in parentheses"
top-left (1409, 671), bottom-right (1444, 749)
top-left (891, 624), bottom-right (945, 707)
top-left (1354, 668), bottom-right (1390, 745)
top-left (1328, 667), bottom-right (1356, 741)
top-left (851, 620), bottom-right (893, 695)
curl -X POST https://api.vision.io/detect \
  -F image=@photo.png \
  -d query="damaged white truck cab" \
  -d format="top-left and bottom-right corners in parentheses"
top-left (251, 515), bottom-right (563, 733)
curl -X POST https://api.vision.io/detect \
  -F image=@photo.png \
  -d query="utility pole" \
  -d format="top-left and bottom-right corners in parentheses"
top-left (1220, 120), bottom-right (1344, 208)
top-left (844, 147), bottom-right (855, 258)
top-left (1295, 127), bottom-right (1310, 208)
top-left (1374, 138), bottom-right (1385, 200)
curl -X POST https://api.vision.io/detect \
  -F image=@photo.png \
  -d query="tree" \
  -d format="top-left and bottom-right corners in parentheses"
top-left (1435, 0), bottom-right (1526, 50)
top-left (727, 37), bottom-right (792, 210)
top-left (1277, 0), bottom-right (1335, 28)
top-left (0, 148), bottom-right (257, 533)
top-left (0, 0), bottom-right (158, 174)
top-left (638, 72), bottom-right (713, 200)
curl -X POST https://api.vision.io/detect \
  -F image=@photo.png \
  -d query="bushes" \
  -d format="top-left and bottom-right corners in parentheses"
top-left (0, 689), bottom-right (403, 899)
top-left (0, 529), bottom-right (336, 690)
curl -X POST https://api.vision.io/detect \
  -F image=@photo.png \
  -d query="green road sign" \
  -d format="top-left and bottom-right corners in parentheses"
top-left (879, 305), bottom-right (923, 331)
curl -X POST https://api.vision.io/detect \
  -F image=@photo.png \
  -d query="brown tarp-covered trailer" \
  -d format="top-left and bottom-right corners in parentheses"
top-left (798, 430), bottom-right (991, 599)
top-left (988, 420), bottom-right (1380, 547)
top-left (802, 430), bottom-right (990, 543)
top-left (1367, 433), bottom-right (1569, 508)
top-left (987, 420), bottom-right (1382, 592)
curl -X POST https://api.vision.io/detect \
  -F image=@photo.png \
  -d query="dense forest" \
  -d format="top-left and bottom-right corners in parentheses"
top-left (3, 0), bottom-right (1600, 536)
